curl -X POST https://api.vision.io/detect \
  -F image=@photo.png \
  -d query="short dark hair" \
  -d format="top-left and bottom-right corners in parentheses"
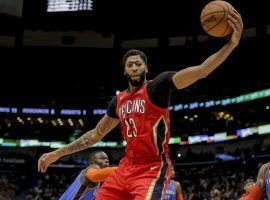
top-left (88, 150), bottom-right (104, 162)
top-left (122, 49), bottom-right (147, 66)
top-left (244, 179), bottom-right (255, 186)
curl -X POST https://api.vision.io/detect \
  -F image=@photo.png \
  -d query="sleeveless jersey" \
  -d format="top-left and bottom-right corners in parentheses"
top-left (116, 82), bottom-right (171, 163)
top-left (59, 170), bottom-right (100, 200)
top-left (266, 166), bottom-right (270, 199)
top-left (163, 180), bottom-right (176, 200)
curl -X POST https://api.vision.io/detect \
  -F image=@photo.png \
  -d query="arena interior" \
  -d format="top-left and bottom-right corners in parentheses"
top-left (0, 0), bottom-right (270, 199)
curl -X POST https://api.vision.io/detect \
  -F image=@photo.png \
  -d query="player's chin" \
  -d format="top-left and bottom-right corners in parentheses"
top-left (102, 163), bottom-right (110, 168)
top-left (130, 80), bottom-right (142, 87)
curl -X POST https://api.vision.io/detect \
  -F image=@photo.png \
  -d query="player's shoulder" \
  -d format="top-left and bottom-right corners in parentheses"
top-left (150, 71), bottom-right (177, 89)
top-left (174, 180), bottom-right (181, 187)
top-left (117, 89), bottom-right (129, 98)
top-left (173, 180), bottom-right (183, 193)
top-left (260, 162), bottom-right (270, 171)
top-left (108, 95), bottom-right (117, 106)
top-left (154, 71), bottom-right (176, 80)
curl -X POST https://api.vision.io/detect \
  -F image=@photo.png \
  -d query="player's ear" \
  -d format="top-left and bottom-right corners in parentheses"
top-left (145, 65), bottom-right (148, 73)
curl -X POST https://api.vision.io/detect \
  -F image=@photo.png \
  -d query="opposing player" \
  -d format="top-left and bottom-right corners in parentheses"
top-left (163, 165), bottom-right (183, 200)
top-left (59, 150), bottom-right (117, 200)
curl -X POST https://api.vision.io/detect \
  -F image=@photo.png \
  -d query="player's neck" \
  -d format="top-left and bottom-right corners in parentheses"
top-left (128, 84), bottom-right (140, 92)
top-left (128, 79), bottom-right (147, 92)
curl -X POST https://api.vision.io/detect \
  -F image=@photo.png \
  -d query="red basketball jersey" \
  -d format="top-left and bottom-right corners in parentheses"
top-left (116, 82), bottom-right (171, 162)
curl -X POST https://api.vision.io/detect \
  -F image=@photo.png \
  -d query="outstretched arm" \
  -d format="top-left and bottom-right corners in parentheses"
top-left (38, 114), bottom-right (120, 173)
top-left (172, 9), bottom-right (243, 90)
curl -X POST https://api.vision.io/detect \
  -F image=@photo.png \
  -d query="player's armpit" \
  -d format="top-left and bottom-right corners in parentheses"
top-left (86, 167), bottom-right (118, 182)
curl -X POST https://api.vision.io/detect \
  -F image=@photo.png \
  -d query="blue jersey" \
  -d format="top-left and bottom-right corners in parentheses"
top-left (266, 166), bottom-right (270, 200)
top-left (163, 180), bottom-right (176, 200)
top-left (59, 170), bottom-right (100, 200)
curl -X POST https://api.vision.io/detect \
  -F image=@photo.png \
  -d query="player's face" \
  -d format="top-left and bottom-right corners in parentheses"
top-left (244, 182), bottom-right (254, 193)
top-left (124, 55), bottom-right (148, 87)
top-left (93, 152), bottom-right (110, 168)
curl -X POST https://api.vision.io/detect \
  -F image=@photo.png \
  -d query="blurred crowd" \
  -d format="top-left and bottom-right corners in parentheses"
top-left (0, 144), bottom-right (269, 200)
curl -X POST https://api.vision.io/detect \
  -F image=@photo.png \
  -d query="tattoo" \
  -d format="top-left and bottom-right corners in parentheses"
top-left (57, 116), bottom-right (118, 157)
top-left (97, 117), bottom-right (114, 136)
top-left (58, 130), bottom-right (100, 156)
top-left (96, 128), bottom-right (103, 137)
top-left (58, 147), bottom-right (67, 156)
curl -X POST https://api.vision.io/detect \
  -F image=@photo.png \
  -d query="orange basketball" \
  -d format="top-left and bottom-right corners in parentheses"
top-left (200, 0), bottom-right (234, 37)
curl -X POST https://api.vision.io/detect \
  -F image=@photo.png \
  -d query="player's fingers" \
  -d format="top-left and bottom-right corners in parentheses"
top-left (38, 154), bottom-right (47, 172)
top-left (228, 15), bottom-right (240, 32)
top-left (228, 20), bottom-right (238, 32)
top-left (230, 10), bottom-right (243, 29)
top-left (228, 14), bottom-right (238, 24)
top-left (228, 16), bottom-right (237, 29)
top-left (38, 159), bottom-right (40, 172)
top-left (228, 11), bottom-right (240, 23)
top-left (232, 8), bottom-right (241, 17)
top-left (41, 163), bottom-right (47, 173)
top-left (38, 156), bottom-right (43, 172)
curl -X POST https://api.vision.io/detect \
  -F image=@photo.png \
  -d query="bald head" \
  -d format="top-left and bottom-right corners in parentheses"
top-left (88, 150), bottom-right (109, 168)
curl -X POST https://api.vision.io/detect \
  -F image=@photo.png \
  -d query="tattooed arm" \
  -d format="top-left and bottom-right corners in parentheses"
top-left (38, 114), bottom-right (120, 173)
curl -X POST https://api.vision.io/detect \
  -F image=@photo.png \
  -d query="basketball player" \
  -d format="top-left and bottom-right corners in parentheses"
top-left (239, 179), bottom-right (255, 199)
top-left (163, 165), bottom-right (183, 200)
top-left (240, 162), bottom-right (270, 200)
top-left (59, 150), bottom-right (117, 200)
top-left (38, 9), bottom-right (243, 199)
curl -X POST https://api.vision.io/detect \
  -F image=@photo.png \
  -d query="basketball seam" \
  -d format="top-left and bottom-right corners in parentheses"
top-left (201, 3), bottom-right (226, 32)
top-left (201, 2), bottom-right (225, 19)
top-left (221, 21), bottom-right (230, 37)
top-left (204, 14), bottom-right (226, 32)
top-left (200, 10), bottom-right (230, 20)
top-left (220, 2), bottom-right (231, 36)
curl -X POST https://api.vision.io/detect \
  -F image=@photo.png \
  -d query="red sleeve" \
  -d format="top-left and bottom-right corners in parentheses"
top-left (241, 184), bottom-right (263, 200)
